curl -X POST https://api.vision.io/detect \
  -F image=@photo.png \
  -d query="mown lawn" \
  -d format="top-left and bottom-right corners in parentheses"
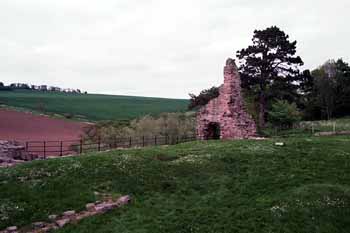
top-left (1, 136), bottom-right (350, 232)
top-left (0, 90), bottom-right (188, 121)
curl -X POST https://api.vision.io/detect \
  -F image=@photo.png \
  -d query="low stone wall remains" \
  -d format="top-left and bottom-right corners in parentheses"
top-left (0, 140), bottom-right (29, 168)
top-left (1, 195), bottom-right (131, 233)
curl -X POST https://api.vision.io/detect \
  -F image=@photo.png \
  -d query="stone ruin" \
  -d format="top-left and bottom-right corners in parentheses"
top-left (196, 58), bottom-right (257, 139)
top-left (0, 140), bottom-right (29, 168)
top-left (1, 195), bottom-right (131, 233)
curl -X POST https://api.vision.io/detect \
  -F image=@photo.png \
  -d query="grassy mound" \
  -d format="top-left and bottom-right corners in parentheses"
top-left (0, 90), bottom-right (188, 121)
top-left (1, 136), bottom-right (350, 232)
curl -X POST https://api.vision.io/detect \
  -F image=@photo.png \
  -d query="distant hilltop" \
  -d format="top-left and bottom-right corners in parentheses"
top-left (0, 82), bottom-right (86, 94)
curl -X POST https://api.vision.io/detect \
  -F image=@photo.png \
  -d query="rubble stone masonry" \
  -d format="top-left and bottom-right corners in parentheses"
top-left (197, 58), bottom-right (257, 139)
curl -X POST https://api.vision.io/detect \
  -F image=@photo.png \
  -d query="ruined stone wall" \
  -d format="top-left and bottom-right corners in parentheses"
top-left (196, 58), bottom-right (257, 139)
top-left (0, 140), bottom-right (28, 167)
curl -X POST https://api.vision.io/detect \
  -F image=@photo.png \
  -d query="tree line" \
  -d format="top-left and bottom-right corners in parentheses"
top-left (189, 26), bottom-right (350, 129)
top-left (0, 82), bottom-right (86, 94)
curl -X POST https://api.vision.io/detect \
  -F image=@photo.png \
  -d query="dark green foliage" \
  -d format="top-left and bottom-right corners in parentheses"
top-left (333, 59), bottom-right (350, 116)
top-left (1, 136), bottom-right (350, 232)
top-left (188, 86), bottom-right (219, 110)
top-left (268, 100), bottom-right (301, 128)
top-left (298, 70), bottom-right (315, 116)
top-left (0, 90), bottom-right (188, 121)
top-left (0, 82), bottom-right (12, 91)
top-left (237, 26), bottom-right (304, 128)
top-left (304, 59), bottom-right (350, 120)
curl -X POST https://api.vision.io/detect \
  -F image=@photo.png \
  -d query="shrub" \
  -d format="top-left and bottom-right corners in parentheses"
top-left (268, 100), bottom-right (301, 128)
top-left (82, 112), bottom-right (196, 144)
top-left (188, 86), bottom-right (219, 110)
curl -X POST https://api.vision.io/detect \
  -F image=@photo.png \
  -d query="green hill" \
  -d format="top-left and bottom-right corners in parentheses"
top-left (0, 90), bottom-right (188, 121)
top-left (1, 136), bottom-right (350, 232)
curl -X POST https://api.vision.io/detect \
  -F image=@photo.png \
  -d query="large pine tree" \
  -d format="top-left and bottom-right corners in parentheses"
top-left (237, 26), bottom-right (303, 128)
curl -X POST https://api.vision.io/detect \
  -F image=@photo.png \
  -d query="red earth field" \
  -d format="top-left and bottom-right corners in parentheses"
top-left (0, 109), bottom-right (88, 142)
top-left (0, 109), bottom-right (91, 157)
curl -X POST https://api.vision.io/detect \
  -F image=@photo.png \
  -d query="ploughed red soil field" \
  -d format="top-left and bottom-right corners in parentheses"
top-left (0, 109), bottom-right (89, 142)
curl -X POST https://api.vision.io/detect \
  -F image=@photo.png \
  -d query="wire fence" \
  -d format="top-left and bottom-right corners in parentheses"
top-left (24, 134), bottom-right (197, 160)
top-left (21, 120), bottom-right (350, 160)
top-left (265, 120), bottom-right (350, 137)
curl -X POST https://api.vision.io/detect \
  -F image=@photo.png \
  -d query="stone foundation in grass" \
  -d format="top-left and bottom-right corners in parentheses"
top-left (0, 140), bottom-right (29, 168)
top-left (1, 195), bottom-right (131, 233)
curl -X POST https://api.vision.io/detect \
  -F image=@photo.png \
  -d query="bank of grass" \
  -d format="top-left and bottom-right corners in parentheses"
top-left (1, 136), bottom-right (350, 232)
top-left (0, 90), bottom-right (188, 121)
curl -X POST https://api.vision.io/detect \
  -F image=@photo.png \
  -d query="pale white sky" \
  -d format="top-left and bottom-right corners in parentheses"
top-left (1, 0), bottom-right (349, 98)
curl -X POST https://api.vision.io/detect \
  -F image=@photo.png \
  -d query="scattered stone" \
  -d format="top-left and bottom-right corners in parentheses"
top-left (251, 137), bottom-right (267, 140)
top-left (6, 226), bottom-right (17, 232)
top-left (197, 58), bottom-right (257, 140)
top-left (56, 218), bottom-right (70, 228)
top-left (1, 195), bottom-right (132, 233)
top-left (118, 195), bottom-right (131, 205)
top-left (48, 215), bottom-right (58, 221)
top-left (39, 226), bottom-right (52, 232)
top-left (275, 142), bottom-right (285, 146)
top-left (63, 210), bottom-right (75, 217)
top-left (0, 157), bottom-right (12, 163)
top-left (0, 141), bottom-right (30, 167)
top-left (75, 211), bottom-right (93, 221)
top-left (94, 205), bottom-right (106, 212)
top-left (93, 191), bottom-right (100, 195)
top-left (32, 222), bottom-right (45, 229)
top-left (95, 203), bottom-right (116, 212)
top-left (86, 203), bottom-right (95, 211)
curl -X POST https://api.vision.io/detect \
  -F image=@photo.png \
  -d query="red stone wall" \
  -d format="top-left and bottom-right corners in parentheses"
top-left (196, 58), bottom-right (257, 139)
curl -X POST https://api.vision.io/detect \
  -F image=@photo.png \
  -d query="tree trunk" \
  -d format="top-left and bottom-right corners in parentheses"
top-left (258, 91), bottom-right (266, 129)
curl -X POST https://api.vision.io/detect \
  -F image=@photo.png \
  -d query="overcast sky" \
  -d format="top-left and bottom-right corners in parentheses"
top-left (1, 0), bottom-right (349, 98)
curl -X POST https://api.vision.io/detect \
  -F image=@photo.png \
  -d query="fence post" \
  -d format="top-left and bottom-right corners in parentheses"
top-left (80, 140), bottom-right (83, 154)
top-left (142, 136), bottom-right (145, 147)
top-left (129, 137), bottom-right (132, 148)
top-left (114, 137), bottom-right (117, 148)
top-left (311, 122), bottom-right (314, 134)
top-left (60, 141), bottom-right (63, 156)
top-left (43, 141), bottom-right (46, 159)
top-left (176, 136), bottom-right (179, 144)
top-left (98, 137), bottom-right (101, 151)
top-left (26, 142), bottom-right (33, 161)
top-left (154, 136), bottom-right (157, 145)
top-left (165, 135), bottom-right (168, 145)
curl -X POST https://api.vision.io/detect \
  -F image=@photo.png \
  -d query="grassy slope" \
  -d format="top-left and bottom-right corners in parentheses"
top-left (0, 90), bottom-right (188, 121)
top-left (1, 136), bottom-right (350, 232)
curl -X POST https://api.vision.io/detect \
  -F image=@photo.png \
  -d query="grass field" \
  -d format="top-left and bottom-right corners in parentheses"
top-left (0, 90), bottom-right (188, 121)
top-left (1, 136), bottom-right (350, 232)
top-left (262, 117), bottom-right (350, 137)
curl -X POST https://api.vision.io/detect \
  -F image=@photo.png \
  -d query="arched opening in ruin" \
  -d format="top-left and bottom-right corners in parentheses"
top-left (205, 122), bottom-right (221, 140)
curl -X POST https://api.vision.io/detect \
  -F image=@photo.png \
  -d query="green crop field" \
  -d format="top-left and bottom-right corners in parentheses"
top-left (1, 135), bottom-right (350, 232)
top-left (0, 90), bottom-right (189, 121)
